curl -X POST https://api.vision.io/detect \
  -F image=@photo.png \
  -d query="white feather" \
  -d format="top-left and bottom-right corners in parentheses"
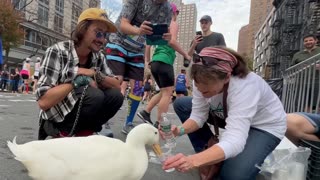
top-left (7, 124), bottom-right (159, 180)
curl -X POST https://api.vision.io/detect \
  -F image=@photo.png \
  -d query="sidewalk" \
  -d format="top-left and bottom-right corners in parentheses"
top-left (109, 100), bottom-right (200, 180)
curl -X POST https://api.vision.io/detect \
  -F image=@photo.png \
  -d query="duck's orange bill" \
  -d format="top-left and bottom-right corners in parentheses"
top-left (152, 144), bottom-right (162, 156)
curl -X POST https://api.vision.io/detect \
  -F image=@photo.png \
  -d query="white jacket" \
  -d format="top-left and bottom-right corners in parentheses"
top-left (189, 72), bottom-right (287, 159)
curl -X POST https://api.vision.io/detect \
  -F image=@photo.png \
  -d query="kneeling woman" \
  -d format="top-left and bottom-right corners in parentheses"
top-left (164, 47), bottom-right (286, 180)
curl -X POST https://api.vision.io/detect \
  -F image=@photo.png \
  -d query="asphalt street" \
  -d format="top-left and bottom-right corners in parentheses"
top-left (0, 92), bottom-right (200, 180)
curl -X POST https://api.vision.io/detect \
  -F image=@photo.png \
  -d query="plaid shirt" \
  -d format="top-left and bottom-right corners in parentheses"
top-left (36, 40), bottom-right (113, 122)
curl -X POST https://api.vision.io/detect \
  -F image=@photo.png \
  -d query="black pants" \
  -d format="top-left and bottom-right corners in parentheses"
top-left (57, 86), bottom-right (123, 133)
top-left (0, 79), bottom-right (7, 89)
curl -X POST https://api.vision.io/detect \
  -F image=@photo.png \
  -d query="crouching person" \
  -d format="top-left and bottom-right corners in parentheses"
top-left (163, 47), bottom-right (287, 180)
top-left (286, 112), bottom-right (320, 145)
top-left (36, 8), bottom-right (123, 139)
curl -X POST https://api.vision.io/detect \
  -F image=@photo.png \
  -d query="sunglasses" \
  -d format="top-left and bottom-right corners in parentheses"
top-left (95, 30), bottom-right (108, 39)
top-left (193, 54), bottom-right (219, 66)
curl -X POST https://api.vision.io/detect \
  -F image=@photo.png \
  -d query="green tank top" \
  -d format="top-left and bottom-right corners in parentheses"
top-left (152, 45), bottom-right (176, 65)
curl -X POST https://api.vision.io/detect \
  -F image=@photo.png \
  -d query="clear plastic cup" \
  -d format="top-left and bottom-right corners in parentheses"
top-left (159, 146), bottom-right (175, 172)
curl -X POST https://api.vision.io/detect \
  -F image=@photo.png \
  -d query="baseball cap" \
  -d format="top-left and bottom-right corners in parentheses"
top-left (78, 8), bottom-right (117, 32)
top-left (170, 3), bottom-right (179, 14)
top-left (200, 15), bottom-right (212, 22)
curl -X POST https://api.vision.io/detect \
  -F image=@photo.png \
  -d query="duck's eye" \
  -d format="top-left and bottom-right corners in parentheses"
top-left (155, 132), bottom-right (158, 135)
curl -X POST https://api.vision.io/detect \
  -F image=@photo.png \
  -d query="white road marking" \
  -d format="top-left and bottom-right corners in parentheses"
top-left (8, 99), bottom-right (36, 102)
top-left (0, 105), bottom-right (11, 107)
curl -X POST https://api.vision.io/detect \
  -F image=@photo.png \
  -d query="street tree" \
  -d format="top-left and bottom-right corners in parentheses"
top-left (0, 0), bottom-right (25, 66)
top-left (102, 0), bottom-right (122, 21)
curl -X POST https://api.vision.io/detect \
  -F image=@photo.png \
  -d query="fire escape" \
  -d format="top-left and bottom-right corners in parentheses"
top-left (281, 0), bottom-right (300, 55)
top-left (280, 0), bottom-right (301, 71)
top-left (269, 0), bottom-right (320, 79)
top-left (308, 2), bottom-right (320, 36)
top-left (268, 15), bottom-right (282, 79)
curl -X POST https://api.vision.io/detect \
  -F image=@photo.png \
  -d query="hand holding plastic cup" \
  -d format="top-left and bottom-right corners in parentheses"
top-left (152, 145), bottom-right (175, 172)
top-left (159, 146), bottom-right (175, 172)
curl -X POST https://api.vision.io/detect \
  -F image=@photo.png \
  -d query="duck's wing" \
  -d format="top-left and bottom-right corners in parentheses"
top-left (69, 144), bottom-right (149, 180)
top-left (7, 136), bottom-right (148, 180)
top-left (7, 137), bottom-right (71, 180)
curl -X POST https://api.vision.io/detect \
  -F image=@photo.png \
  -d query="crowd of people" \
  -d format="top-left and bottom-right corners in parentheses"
top-left (1, 0), bottom-right (319, 179)
top-left (0, 57), bottom-right (41, 94)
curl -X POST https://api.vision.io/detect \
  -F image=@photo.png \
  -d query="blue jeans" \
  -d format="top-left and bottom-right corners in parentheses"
top-left (173, 97), bottom-right (281, 180)
top-left (12, 80), bottom-right (19, 92)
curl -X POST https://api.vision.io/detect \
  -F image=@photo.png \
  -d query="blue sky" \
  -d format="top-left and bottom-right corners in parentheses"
top-left (101, 0), bottom-right (251, 50)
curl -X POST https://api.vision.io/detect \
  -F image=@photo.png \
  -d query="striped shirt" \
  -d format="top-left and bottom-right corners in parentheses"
top-left (35, 40), bottom-right (113, 122)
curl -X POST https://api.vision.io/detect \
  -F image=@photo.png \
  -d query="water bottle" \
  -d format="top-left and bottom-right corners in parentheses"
top-left (160, 113), bottom-right (176, 148)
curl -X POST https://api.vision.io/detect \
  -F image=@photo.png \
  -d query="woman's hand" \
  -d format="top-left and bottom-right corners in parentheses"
top-left (162, 153), bottom-right (196, 173)
top-left (158, 124), bottom-right (180, 140)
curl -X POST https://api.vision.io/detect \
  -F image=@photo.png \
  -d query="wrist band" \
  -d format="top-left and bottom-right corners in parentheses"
top-left (178, 126), bottom-right (185, 136)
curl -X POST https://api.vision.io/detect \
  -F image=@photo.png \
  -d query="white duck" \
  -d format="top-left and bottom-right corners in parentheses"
top-left (7, 123), bottom-right (160, 180)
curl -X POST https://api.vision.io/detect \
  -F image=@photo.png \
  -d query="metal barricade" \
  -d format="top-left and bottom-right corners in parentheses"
top-left (282, 54), bottom-right (320, 114)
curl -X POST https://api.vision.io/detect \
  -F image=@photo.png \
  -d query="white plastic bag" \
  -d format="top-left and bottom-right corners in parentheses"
top-left (257, 147), bottom-right (311, 180)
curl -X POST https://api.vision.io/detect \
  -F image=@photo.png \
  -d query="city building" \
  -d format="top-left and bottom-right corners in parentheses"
top-left (171, 0), bottom-right (197, 74)
top-left (237, 0), bottom-right (273, 59)
top-left (238, 25), bottom-right (250, 57)
top-left (268, 0), bottom-right (320, 78)
top-left (253, 8), bottom-right (275, 79)
top-left (6, 0), bottom-right (100, 71)
top-left (145, 0), bottom-right (197, 77)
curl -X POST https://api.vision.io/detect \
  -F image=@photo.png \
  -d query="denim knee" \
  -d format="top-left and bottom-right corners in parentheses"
top-left (219, 128), bottom-right (281, 180)
top-left (173, 96), bottom-right (192, 123)
top-left (219, 159), bottom-right (260, 180)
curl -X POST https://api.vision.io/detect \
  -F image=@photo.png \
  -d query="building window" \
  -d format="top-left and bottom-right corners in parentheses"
top-left (25, 29), bottom-right (36, 43)
top-left (72, 3), bottom-right (82, 21)
top-left (24, 28), bottom-right (50, 50)
top-left (54, 14), bottom-right (64, 33)
top-left (55, 0), bottom-right (64, 14)
top-left (12, 0), bottom-right (26, 10)
top-left (73, 0), bottom-right (83, 6)
top-left (71, 21), bottom-right (77, 31)
top-left (39, 0), bottom-right (49, 5)
top-left (89, 0), bottom-right (98, 7)
top-left (268, 18), bottom-right (272, 26)
top-left (262, 26), bottom-right (266, 34)
top-left (38, 5), bottom-right (49, 27)
top-left (258, 33), bottom-right (262, 39)
top-left (260, 53), bottom-right (264, 60)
